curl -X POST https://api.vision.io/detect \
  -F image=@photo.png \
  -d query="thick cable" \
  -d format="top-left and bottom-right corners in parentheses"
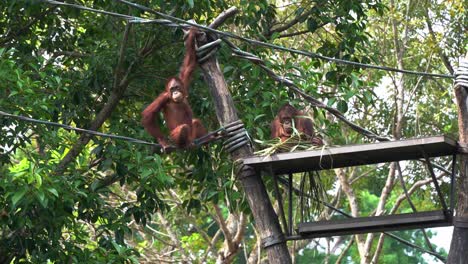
top-left (455, 60), bottom-right (468, 87)
top-left (43, 0), bottom-right (454, 79)
top-left (2, 110), bottom-right (238, 151)
top-left (44, 0), bottom-right (140, 20)
top-left (0, 111), bottom-right (161, 148)
top-left (0, 110), bottom-right (162, 147)
top-left (224, 38), bottom-right (392, 142)
top-left (220, 121), bottom-right (250, 153)
top-left (43, 0), bottom-right (182, 27)
top-left (114, 0), bottom-right (453, 79)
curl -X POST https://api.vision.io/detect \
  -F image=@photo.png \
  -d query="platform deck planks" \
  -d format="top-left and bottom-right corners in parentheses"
top-left (244, 136), bottom-right (457, 175)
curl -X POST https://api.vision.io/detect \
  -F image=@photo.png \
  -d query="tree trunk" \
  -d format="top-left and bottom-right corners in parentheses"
top-left (447, 61), bottom-right (468, 263)
top-left (199, 47), bottom-right (291, 264)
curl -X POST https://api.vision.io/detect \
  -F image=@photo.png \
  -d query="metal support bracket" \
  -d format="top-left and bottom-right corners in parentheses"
top-left (261, 234), bottom-right (286, 249)
top-left (271, 167), bottom-right (289, 236)
top-left (453, 216), bottom-right (468, 228)
top-left (456, 142), bottom-right (468, 154)
top-left (236, 163), bottom-right (256, 180)
top-left (422, 151), bottom-right (449, 212)
top-left (450, 154), bottom-right (457, 212)
top-left (288, 173), bottom-right (293, 236)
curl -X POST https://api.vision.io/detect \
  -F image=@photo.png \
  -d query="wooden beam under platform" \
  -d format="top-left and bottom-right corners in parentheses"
top-left (244, 135), bottom-right (457, 175)
top-left (297, 210), bottom-right (452, 238)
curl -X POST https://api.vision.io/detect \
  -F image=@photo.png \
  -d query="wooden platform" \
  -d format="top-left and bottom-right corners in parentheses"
top-left (297, 210), bottom-right (452, 238)
top-left (244, 136), bottom-right (457, 174)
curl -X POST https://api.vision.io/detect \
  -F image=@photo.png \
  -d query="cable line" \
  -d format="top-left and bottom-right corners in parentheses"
top-left (46, 0), bottom-right (135, 20)
top-left (0, 110), bottom-right (161, 147)
top-left (43, 0), bottom-right (454, 79)
top-left (116, 0), bottom-right (454, 79)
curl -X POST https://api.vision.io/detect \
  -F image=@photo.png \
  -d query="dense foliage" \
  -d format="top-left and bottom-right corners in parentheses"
top-left (0, 0), bottom-right (465, 263)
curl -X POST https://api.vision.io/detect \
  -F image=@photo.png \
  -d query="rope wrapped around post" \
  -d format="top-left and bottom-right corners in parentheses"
top-left (222, 120), bottom-right (251, 153)
top-left (193, 120), bottom-right (250, 151)
top-left (196, 35), bottom-right (222, 63)
top-left (455, 60), bottom-right (468, 88)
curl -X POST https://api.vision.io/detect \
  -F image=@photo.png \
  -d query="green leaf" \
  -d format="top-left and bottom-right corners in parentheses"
top-left (128, 256), bottom-right (139, 264)
top-left (270, 32), bottom-right (280, 40)
top-left (12, 189), bottom-right (28, 207)
top-left (47, 188), bottom-right (59, 197)
top-left (337, 100), bottom-right (348, 113)
top-left (254, 114), bottom-right (266, 121)
top-left (325, 71), bottom-right (337, 81)
top-left (295, 7), bottom-right (305, 16)
top-left (34, 172), bottom-right (42, 188)
top-left (36, 190), bottom-right (47, 207)
top-left (223, 65), bottom-right (234, 73)
top-left (187, 0), bottom-right (194, 8)
top-left (307, 18), bottom-right (319, 33)
top-left (345, 90), bottom-right (356, 100)
top-left (90, 180), bottom-right (100, 191)
top-left (141, 169), bottom-right (152, 180)
top-left (112, 241), bottom-right (124, 255)
top-left (9, 90), bottom-right (19, 97)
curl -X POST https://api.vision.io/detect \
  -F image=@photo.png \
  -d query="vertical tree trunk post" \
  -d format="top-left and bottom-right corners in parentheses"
top-left (198, 8), bottom-right (292, 264)
top-left (448, 59), bottom-right (468, 263)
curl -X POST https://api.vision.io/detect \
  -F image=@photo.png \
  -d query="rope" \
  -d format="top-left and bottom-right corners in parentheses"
top-left (223, 38), bottom-right (392, 142)
top-left (195, 120), bottom-right (251, 153)
top-left (0, 110), bottom-right (230, 150)
top-left (43, 0), bottom-right (454, 79)
top-left (222, 121), bottom-right (251, 153)
top-left (196, 38), bottom-right (222, 63)
top-left (192, 120), bottom-right (243, 146)
top-left (116, 0), bottom-right (454, 79)
top-left (455, 60), bottom-right (468, 87)
top-left (42, 0), bottom-right (180, 28)
top-left (0, 110), bottom-right (161, 147)
top-left (45, 0), bottom-right (144, 20)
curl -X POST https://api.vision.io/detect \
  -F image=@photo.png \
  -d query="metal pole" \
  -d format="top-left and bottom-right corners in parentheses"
top-left (272, 170), bottom-right (289, 235)
top-left (450, 154), bottom-right (457, 212)
top-left (288, 173), bottom-right (293, 235)
top-left (423, 153), bottom-right (448, 212)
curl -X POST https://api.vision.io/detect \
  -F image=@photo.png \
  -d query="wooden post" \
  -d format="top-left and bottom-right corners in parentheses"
top-left (198, 9), bottom-right (292, 264)
top-left (448, 59), bottom-right (468, 263)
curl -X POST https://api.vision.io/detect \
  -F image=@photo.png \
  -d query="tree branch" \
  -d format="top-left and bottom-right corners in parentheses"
top-left (209, 7), bottom-right (238, 29)
top-left (55, 23), bottom-right (152, 175)
top-left (233, 213), bottom-right (246, 244)
top-left (53, 51), bottom-right (90, 58)
top-left (156, 212), bottom-right (191, 262)
top-left (277, 30), bottom-right (309, 39)
top-left (423, 6), bottom-right (454, 75)
top-left (214, 204), bottom-right (235, 253)
top-left (267, 7), bottom-right (316, 36)
top-left (334, 168), bottom-right (366, 258)
top-left (362, 162), bottom-right (397, 261)
top-left (276, 16), bottom-right (337, 39)
top-left (202, 229), bottom-right (222, 263)
top-left (335, 239), bottom-right (354, 264)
